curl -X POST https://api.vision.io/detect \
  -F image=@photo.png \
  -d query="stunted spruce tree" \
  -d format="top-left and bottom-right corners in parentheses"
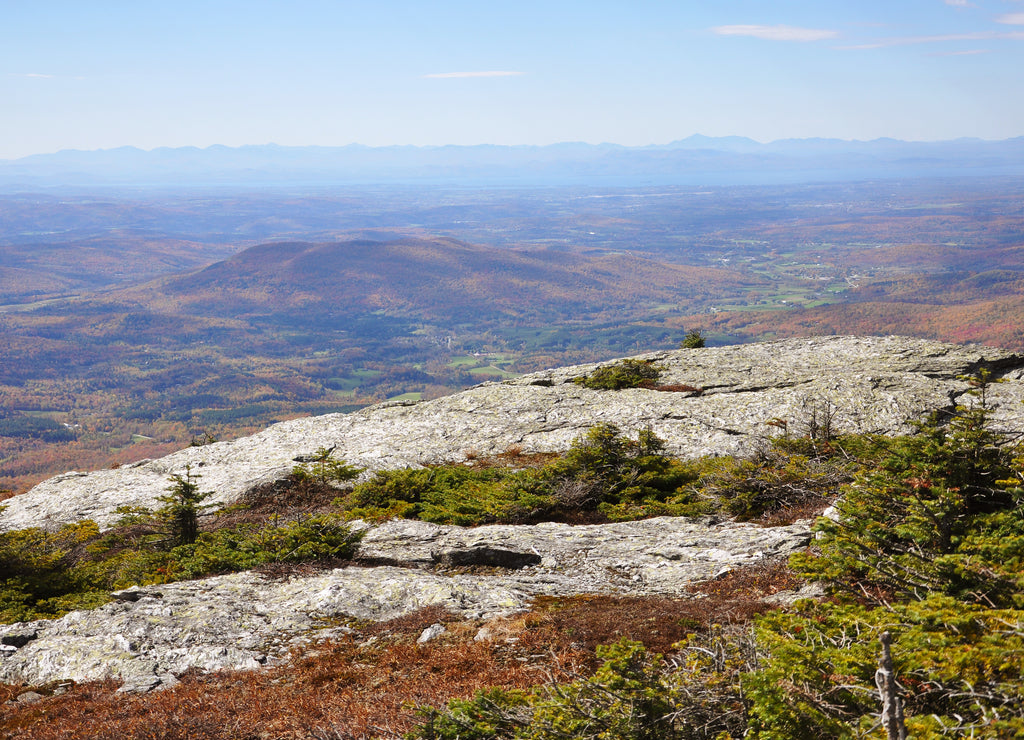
top-left (158, 465), bottom-right (214, 547)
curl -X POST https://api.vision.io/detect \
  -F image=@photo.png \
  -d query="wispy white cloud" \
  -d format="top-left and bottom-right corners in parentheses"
top-left (423, 71), bottom-right (523, 79)
top-left (712, 24), bottom-right (838, 42)
top-left (997, 12), bottom-right (1024, 24)
top-left (929, 48), bottom-right (990, 56)
top-left (945, 0), bottom-right (971, 7)
top-left (842, 30), bottom-right (1024, 49)
top-left (9, 72), bottom-right (54, 78)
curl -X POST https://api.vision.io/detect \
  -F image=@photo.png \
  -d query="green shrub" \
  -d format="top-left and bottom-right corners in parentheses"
top-left (751, 373), bottom-right (1024, 736)
top-left (0, 520), bottom-right (113, 622)
top-left (343, 466), bottom-right (553, 526)
top-left (163, 513), bottom-right (361, 581)
top-left (745, 598), bottom-right (1024, 739)
top-left (793, 392), bottom-right (1021, 607)
top-left (705, 445), bottom-right (855, 522)
top-left (680, 329), bottom-right (706, 349)
top-left (574, 359), bottom-right (664, 390)
top-left (410, 635), bottom-right (753, 740)
top-left (340, 425), bottom-right (699, 526)
top-left (157, 466), bottom-right (215, 547)
top-left (0, 471), bottom-right (364, 623)
top-left (292, 446), bottom-right (363, 487)
top-left (547, 424), bottom-right (699, 513)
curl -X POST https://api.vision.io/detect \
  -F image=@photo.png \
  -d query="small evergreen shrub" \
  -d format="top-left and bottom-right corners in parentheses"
top-left (338, 424), bottom-right (704, 526)
top-left (680, 329), bottom-right (706, 349)
top-left (411, 635), bottom-right (753, 740)
top-left (574, 359), bottom-right (664, 390)
top-left (343, 466), bottom-right (553, 526)
top-left (291, 446), bottom-right (363, 487)
top-left (0, 469), bottom-right (363, 623)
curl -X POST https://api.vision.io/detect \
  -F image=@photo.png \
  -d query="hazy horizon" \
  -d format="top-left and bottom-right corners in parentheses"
top-left (8, 132), bottom-right (1024, 163)
top-left (5, 2), bottom-right (1024, 161)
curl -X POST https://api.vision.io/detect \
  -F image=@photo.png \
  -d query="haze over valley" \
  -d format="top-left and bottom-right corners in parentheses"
top-left (6, 3), bottom-right (1024, 736)
top-left (3, 162), bottom-right (1024, 494)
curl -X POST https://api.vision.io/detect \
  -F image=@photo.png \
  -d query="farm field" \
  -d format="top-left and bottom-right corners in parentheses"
top-left (2, 176), bottom-right (1024, 493)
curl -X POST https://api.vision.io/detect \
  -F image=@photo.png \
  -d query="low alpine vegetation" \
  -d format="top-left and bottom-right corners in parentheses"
top-left (339, 424), bottom-right (707, 525)
top-left (0, 426), bottom-right (863, 624)
top-left (0, 456), bottom-right (362, 624)
top-left (574, 358), bottom-right (664, 390)
top-left (340, 423), bottom-right (868, 527)
top-left (409, 374), bottom-right (1024, 738)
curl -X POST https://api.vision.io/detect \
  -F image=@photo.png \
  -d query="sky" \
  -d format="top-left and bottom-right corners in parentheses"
top-left (3, 0), bottom-right (1024, 160)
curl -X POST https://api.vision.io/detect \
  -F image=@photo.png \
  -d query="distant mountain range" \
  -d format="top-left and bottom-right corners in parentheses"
top-left (4, 136), bottom-right (1024, 189)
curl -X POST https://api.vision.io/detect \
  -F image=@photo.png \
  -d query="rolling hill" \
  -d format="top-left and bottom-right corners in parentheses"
top-left (0, 237), bottom-right (748, 493)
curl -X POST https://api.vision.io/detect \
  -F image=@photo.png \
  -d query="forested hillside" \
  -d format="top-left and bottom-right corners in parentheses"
top-left (3, 178), bottom-right (1024, 495)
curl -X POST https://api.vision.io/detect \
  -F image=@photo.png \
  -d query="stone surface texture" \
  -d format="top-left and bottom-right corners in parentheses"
top-left (3, 335), bottom-right (1021, 533)
top-left (0, 515), bottom-right (810, 688)
top-left (2, 336), bottom-right (1023, 689)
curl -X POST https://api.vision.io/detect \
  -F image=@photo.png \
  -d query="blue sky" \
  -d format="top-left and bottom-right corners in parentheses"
top-left (3, 0), bottom-right (1024, 159)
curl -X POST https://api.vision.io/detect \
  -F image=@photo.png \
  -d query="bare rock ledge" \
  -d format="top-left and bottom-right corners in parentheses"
top-left (0, 516), bottom-right (811, 687)
top-left (2, 335), bottom-right (1024, 689)
top-left (3, 335), bottom-right (1022, 533)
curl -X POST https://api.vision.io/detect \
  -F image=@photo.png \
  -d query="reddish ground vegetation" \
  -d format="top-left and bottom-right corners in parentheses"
top-left (689, 557), bottom-right (804, 601)
top-left (0, 563), bottom-right (796, 739)
top-left (1, 623), bottom-right (565, 740)
top-left (652, 384), bottom-right (703, 395)
top-left (461, 446), bottom-right (560, 470)
top-left (214, 475), bottom-right (345, 530)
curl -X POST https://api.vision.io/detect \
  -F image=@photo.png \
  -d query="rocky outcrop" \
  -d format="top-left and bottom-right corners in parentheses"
top-left (0, 515), bottom-right (810, 688)
top-left (3, 336), bottom-right (1022, 533)
top-left (2, 335), bottom-right (1023, 690)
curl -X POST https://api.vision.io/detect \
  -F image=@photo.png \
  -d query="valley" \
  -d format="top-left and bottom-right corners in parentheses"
top-left (2, 176), bottom-right (1024, 494)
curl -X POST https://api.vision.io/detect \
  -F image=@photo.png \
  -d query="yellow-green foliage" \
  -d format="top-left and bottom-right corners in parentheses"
top-left (0, 519), bottom-right (112, 623)
top-left (745, 598), bottom-right (1024, 739)
top-left (340, 424), bottom-right (703, 526)
top-left (344, 466), bottom-right (552, 526)
top-left (680, 329), bottom-right (706, 349)
top-left (413, 375), bottom-right (1024, 739)
top-left (743, 385), bottom-right (1024, 737)
top-left (701, 435), bottom-right (878, 522)
top-left (292, 446), bottom-right (363, 487)
top-left (411, 634), bottom-right (752, 740)
top-left (0, 501), bottom-right (361, 624)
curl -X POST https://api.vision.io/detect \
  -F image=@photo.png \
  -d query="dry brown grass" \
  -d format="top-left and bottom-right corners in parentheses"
top-left (652, 384), bottom-right (703, 395)
top-left (0, 620), bottom-right (569, 739)
top-left (0, 563), bottom-right (800, 739)
top-left (689, 557), bottom-right (804, 601)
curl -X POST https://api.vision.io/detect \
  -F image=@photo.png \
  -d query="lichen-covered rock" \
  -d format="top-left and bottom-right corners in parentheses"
top-left (3, 336), bottom-right (1021, 533)
top-left (2, 335), bottom-right (1023, 690)
top-left (355, 515), bottom-right (813, 595)
top-left (0, 565), bottom-right (530, 687)
top-left (0, 514), bottom-right (811, 687)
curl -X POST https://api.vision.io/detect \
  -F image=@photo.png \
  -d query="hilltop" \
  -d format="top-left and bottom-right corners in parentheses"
top-left (6, 334), bottom-right (1022, 533)
top-left (5, 177), bottom-right (1024, 496)
top-left (2, 335), bottom-right (1024, 737)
